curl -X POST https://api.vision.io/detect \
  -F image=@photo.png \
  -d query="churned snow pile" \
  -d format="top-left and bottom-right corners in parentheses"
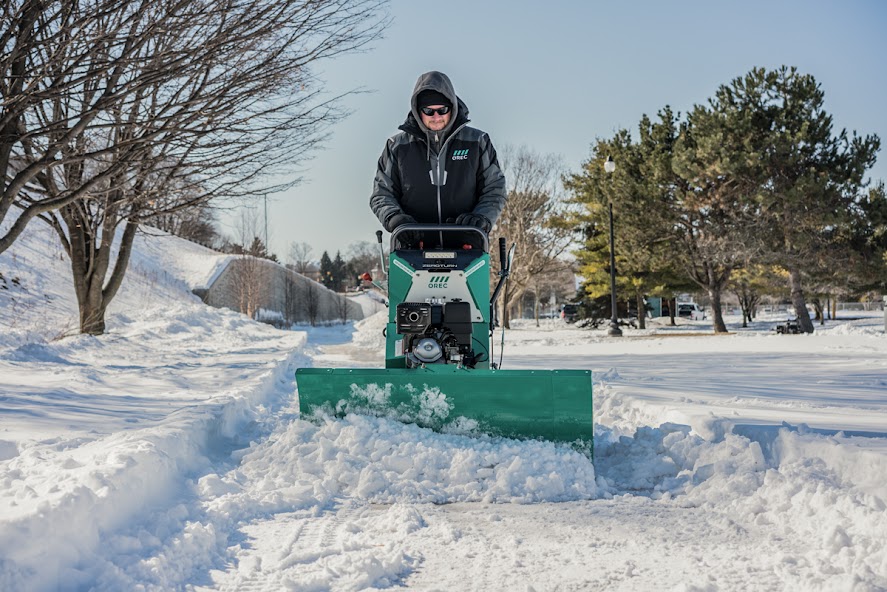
top-left (228, 415), bottom-right (598, 505)
top-left (2, 217), bottom-right (887, 591)
top-left (348, 290), bottom-right (388, 318)
top-left (351, 308), bottom-right (388, 349)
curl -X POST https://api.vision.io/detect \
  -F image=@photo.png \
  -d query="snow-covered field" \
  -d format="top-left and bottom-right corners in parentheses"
top-left (1, 221), bottom-right (886, 591)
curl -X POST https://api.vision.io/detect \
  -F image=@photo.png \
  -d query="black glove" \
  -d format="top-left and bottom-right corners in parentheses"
top-left (454, 213), bottom-right (491, 233)
top-left (387, 213), bottom-right (422, 248)
top-left (386, 213), bottom-right (417, 232)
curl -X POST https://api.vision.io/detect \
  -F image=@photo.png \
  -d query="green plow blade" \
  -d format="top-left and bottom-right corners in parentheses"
top-left (295, 366), bottom-right (593, 445)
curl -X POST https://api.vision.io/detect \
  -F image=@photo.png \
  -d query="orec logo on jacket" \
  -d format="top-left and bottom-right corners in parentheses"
top-left (451, 149), bottom-right (469, 161)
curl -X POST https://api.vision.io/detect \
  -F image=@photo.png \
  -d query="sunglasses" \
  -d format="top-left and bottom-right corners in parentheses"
top-left (420, 106), bottom-right (450, 116)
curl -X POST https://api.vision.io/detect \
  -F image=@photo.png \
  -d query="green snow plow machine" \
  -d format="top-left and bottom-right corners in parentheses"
top-left (295, 225), bottom-right (593, 444)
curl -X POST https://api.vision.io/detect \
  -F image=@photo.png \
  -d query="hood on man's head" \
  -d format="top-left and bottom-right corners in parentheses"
top-left (410, 71), bottom-right (459, 133)
top-left (417, 90), bottom-right (451, 109)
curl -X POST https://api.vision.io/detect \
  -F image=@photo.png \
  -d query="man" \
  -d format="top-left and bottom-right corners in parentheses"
top-left (370, 71), bottom-right (507, 246)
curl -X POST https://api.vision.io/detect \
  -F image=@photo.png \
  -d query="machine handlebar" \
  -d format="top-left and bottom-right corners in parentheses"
top-left (390, 224), bottom-right (490, 252)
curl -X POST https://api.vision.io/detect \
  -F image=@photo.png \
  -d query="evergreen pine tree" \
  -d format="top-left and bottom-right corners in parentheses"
top-left (695, 66), bottom-right (880, 332)
top-left (247, 236), bottom-right (268, 258)
top-left (319, 251), bottom-right (335, 289)
top-left (332, 251), bottom-right (348, 292)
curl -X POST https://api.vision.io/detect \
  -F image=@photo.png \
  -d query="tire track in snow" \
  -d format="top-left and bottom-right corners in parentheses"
top-left (212, 502), bottom-right (419, 591)
top-left (406, 499), bottom-right (801, 591)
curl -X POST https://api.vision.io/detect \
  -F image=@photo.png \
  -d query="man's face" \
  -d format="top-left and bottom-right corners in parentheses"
top-left (420, 105), bottom-right (451, 132)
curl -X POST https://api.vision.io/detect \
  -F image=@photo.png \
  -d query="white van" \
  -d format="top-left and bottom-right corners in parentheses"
top-left (677, 303), bottom-right (706, 320)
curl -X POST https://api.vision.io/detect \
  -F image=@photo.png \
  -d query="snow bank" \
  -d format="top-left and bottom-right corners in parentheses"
top-left (0, 219), bottom-right (311, 590)
top-left (0, 311), bottom-right (307, 590)
top-left (133, 225), bottom-right (233, 291)
top-left (352, 309), bottom-right (388, 350)
top-left (592, 421), bottom-right (887, 589)
top-left (348, 290), bottom-right (388, 318)
top-left (818, 320), bottom-right (885, 336)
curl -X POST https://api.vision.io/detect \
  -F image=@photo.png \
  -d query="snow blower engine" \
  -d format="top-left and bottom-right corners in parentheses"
top-left (397, 299), bottom-right (476, 368)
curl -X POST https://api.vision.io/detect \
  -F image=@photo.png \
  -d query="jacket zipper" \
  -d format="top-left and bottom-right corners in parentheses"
top-left (433, 122), bottom-right (469, 246)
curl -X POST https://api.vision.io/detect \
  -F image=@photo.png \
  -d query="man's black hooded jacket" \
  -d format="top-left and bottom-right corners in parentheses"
top-left (370, 71), bottom-right (507, 233)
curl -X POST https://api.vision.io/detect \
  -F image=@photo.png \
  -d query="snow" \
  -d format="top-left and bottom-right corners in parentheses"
top-left (1, 219), bottom-right (886, 591)
top-left (133, 225), bottom-right (234, 291)
top-left (349, 291), bottom-right (388, 319)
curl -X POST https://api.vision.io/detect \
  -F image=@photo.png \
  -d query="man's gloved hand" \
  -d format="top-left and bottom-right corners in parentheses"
top-left (454, 213), bottom-right (492, 233)
top-left (386, 213), bottom-right (417, 232)
top-left (387, 213), bottom-right (422, 248)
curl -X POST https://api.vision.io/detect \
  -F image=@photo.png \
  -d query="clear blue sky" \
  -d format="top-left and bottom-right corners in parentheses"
top-left (233, 0), bottom-right (887, 260)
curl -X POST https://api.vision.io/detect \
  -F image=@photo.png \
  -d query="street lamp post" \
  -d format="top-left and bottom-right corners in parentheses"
top-left (604, 156), bottom-right (622, 337)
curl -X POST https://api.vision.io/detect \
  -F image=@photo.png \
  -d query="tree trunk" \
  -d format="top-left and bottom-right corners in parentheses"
top-left (636, 292), bottom-right (646, 329)
top-left (61, 211), bottom-right (139, 335)
top-left (708, 286), bottom-right (729, 333)
top-left (740, 297), bottom-right (749, 328)
top-left (811, 298), bottom-right (825, 325)
top-left (303, 281), bottom-right (319, 326)
top-left (78, 283), bottom-right (108, 335)
top-left (788, 267), bottom-right (815, 333)
top-left (669, 297), bottom-right (677, 326)
top-left (338, 294), bottom-right (349, 324)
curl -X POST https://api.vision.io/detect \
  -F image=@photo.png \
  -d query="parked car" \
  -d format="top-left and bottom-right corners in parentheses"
top-left (677, 302), bottom-right (706, 320)
top-left (775, 318), bottom-right (801, 334)
top-left (560, 303), bottom-right (580, 323)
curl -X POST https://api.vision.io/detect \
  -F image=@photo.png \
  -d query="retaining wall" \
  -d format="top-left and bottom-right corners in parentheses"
top-left (195, 256), bottom-right (363, 325)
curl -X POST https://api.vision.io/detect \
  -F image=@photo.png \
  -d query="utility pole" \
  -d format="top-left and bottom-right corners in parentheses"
top-left (263, 194), bottom-right (269, 250)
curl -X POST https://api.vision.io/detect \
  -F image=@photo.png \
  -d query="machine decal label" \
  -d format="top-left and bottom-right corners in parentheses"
top-left (464, 259), bottom-right (486, 277)
top-left (392, 259), bottom-right (414, 275)
top-left (428, 275), bottom-right (449, 289)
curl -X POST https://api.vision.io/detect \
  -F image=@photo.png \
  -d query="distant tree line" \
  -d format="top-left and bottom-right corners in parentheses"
top-left (565, 66), bottom-right (886, 334)
top-left (316, 241), bottom-right (381, 292)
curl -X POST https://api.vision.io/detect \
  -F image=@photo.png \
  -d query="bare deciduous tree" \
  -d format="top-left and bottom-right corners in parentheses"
top-left (493, 145), bottom-right (575, 328)
top-left (150, 201), bottom-right (220, 247)
top-left (525, 264), bottom-right (576, 326)
top-left (288, 241), bottom-right (315, 275)
top-left (301, 279), bottom-right (320, 326)
top-left (336, 292), bottom-right (350, 324)
top-left (2, 0), bottom-right (161, 252)
top-left (229, 209), bottom-right (269, 320)
top-left (345, 241), bottom-right (379, 280)
top-left (3, 0), bottom-right (389, 333)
